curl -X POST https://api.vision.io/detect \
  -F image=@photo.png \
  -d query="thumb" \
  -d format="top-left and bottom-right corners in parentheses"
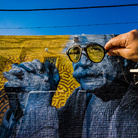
top-left (108, 48), bottom-right (130, 59)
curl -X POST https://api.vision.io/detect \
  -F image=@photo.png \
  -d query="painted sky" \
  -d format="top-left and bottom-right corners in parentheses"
top-left (0, 0), bottom-right (137, 35)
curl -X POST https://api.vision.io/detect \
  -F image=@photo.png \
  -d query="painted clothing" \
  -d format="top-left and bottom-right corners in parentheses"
top-left (0, 84), bottom-right (138, 138)
top-left (82, 83), bottom-right (138, 138)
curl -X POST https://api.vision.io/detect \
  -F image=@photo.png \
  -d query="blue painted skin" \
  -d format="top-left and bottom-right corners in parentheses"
top-left (3, 59), bottom-right (60, 113)
top-left (1, 59), bottom-right (60, 137)
top-left (1, 35), bottom-right (138, 137)
top-left (4, 59), bottom-right (59, 92)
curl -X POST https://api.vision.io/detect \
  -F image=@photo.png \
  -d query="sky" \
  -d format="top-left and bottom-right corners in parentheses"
top-left (0, 0), bottom-right (138, 35)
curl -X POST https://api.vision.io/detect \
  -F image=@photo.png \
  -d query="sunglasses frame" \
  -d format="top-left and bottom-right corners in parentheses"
top-left (66, 42), bottom-right (108, 63)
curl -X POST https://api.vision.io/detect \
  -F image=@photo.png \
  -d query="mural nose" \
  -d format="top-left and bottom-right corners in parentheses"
top-left (79, 53), bottom-right (92, 67)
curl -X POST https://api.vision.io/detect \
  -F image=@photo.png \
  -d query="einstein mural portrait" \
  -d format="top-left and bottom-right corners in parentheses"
top-left (0, 34), bottom-right (138, 137)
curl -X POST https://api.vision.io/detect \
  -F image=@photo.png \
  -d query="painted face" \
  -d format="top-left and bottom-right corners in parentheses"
top-left (72, 35), bottom-right (121, 91)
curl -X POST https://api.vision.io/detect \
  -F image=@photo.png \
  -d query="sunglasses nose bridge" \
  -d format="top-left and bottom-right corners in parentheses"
top-left (79, 53), bottom-right (92, 66)
top-left (81, 47), bottom-right (87, 55)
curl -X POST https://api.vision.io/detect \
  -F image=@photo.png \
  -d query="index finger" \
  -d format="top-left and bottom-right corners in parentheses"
top-left (105, 33), bottom-right (127, 50)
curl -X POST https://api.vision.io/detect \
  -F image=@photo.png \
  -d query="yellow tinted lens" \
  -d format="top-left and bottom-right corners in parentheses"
top-left (68, 46), bottom-right (81, 62)
top-left (87, 45), bottom-right (105, 62)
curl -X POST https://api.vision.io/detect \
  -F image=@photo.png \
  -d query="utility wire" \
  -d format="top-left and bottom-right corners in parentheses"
top-left (0, 4), bottom-right (138, 11)
top-left (0, 22), bottom-right (138, 29)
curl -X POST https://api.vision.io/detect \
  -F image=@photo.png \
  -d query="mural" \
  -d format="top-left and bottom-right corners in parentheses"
top-left (0, 35), bottom-right (80, 125)
top-left (0, 35), bottom-right (137, 137)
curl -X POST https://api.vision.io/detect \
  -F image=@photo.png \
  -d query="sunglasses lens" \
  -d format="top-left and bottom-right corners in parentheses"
top-left (87, 45), bottom-right (105, 63)
top-left (68, 46), bottom-right (81, 63)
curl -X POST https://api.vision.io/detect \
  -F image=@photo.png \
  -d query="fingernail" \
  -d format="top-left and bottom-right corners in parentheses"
top-left (107, 53), bottom-right (110, 56)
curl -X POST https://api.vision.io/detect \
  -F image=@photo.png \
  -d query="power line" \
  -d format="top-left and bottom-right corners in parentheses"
top-left (0, 4), bottom-right (138, 11)
top-left (0, 22), bottom-right (138, 29)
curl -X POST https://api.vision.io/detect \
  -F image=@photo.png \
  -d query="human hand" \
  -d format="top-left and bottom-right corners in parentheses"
top-left (105, 29), bottom-right (138, 62)
top-left (3, 59), bottom-right (60, 112)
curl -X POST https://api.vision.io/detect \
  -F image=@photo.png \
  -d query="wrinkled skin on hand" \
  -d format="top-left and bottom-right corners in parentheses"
top-left (3, 59), bottom-right (60, 113)
top-left (105, 29), bottom-right (138, 62)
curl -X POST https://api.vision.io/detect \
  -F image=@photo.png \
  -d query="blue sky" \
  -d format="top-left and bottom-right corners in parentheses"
top-left (0, 0), bottom-right (137, 35)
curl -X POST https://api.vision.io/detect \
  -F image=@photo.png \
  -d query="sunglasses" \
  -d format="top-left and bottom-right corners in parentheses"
top-left (66, 43), bottom-right (108, 63)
